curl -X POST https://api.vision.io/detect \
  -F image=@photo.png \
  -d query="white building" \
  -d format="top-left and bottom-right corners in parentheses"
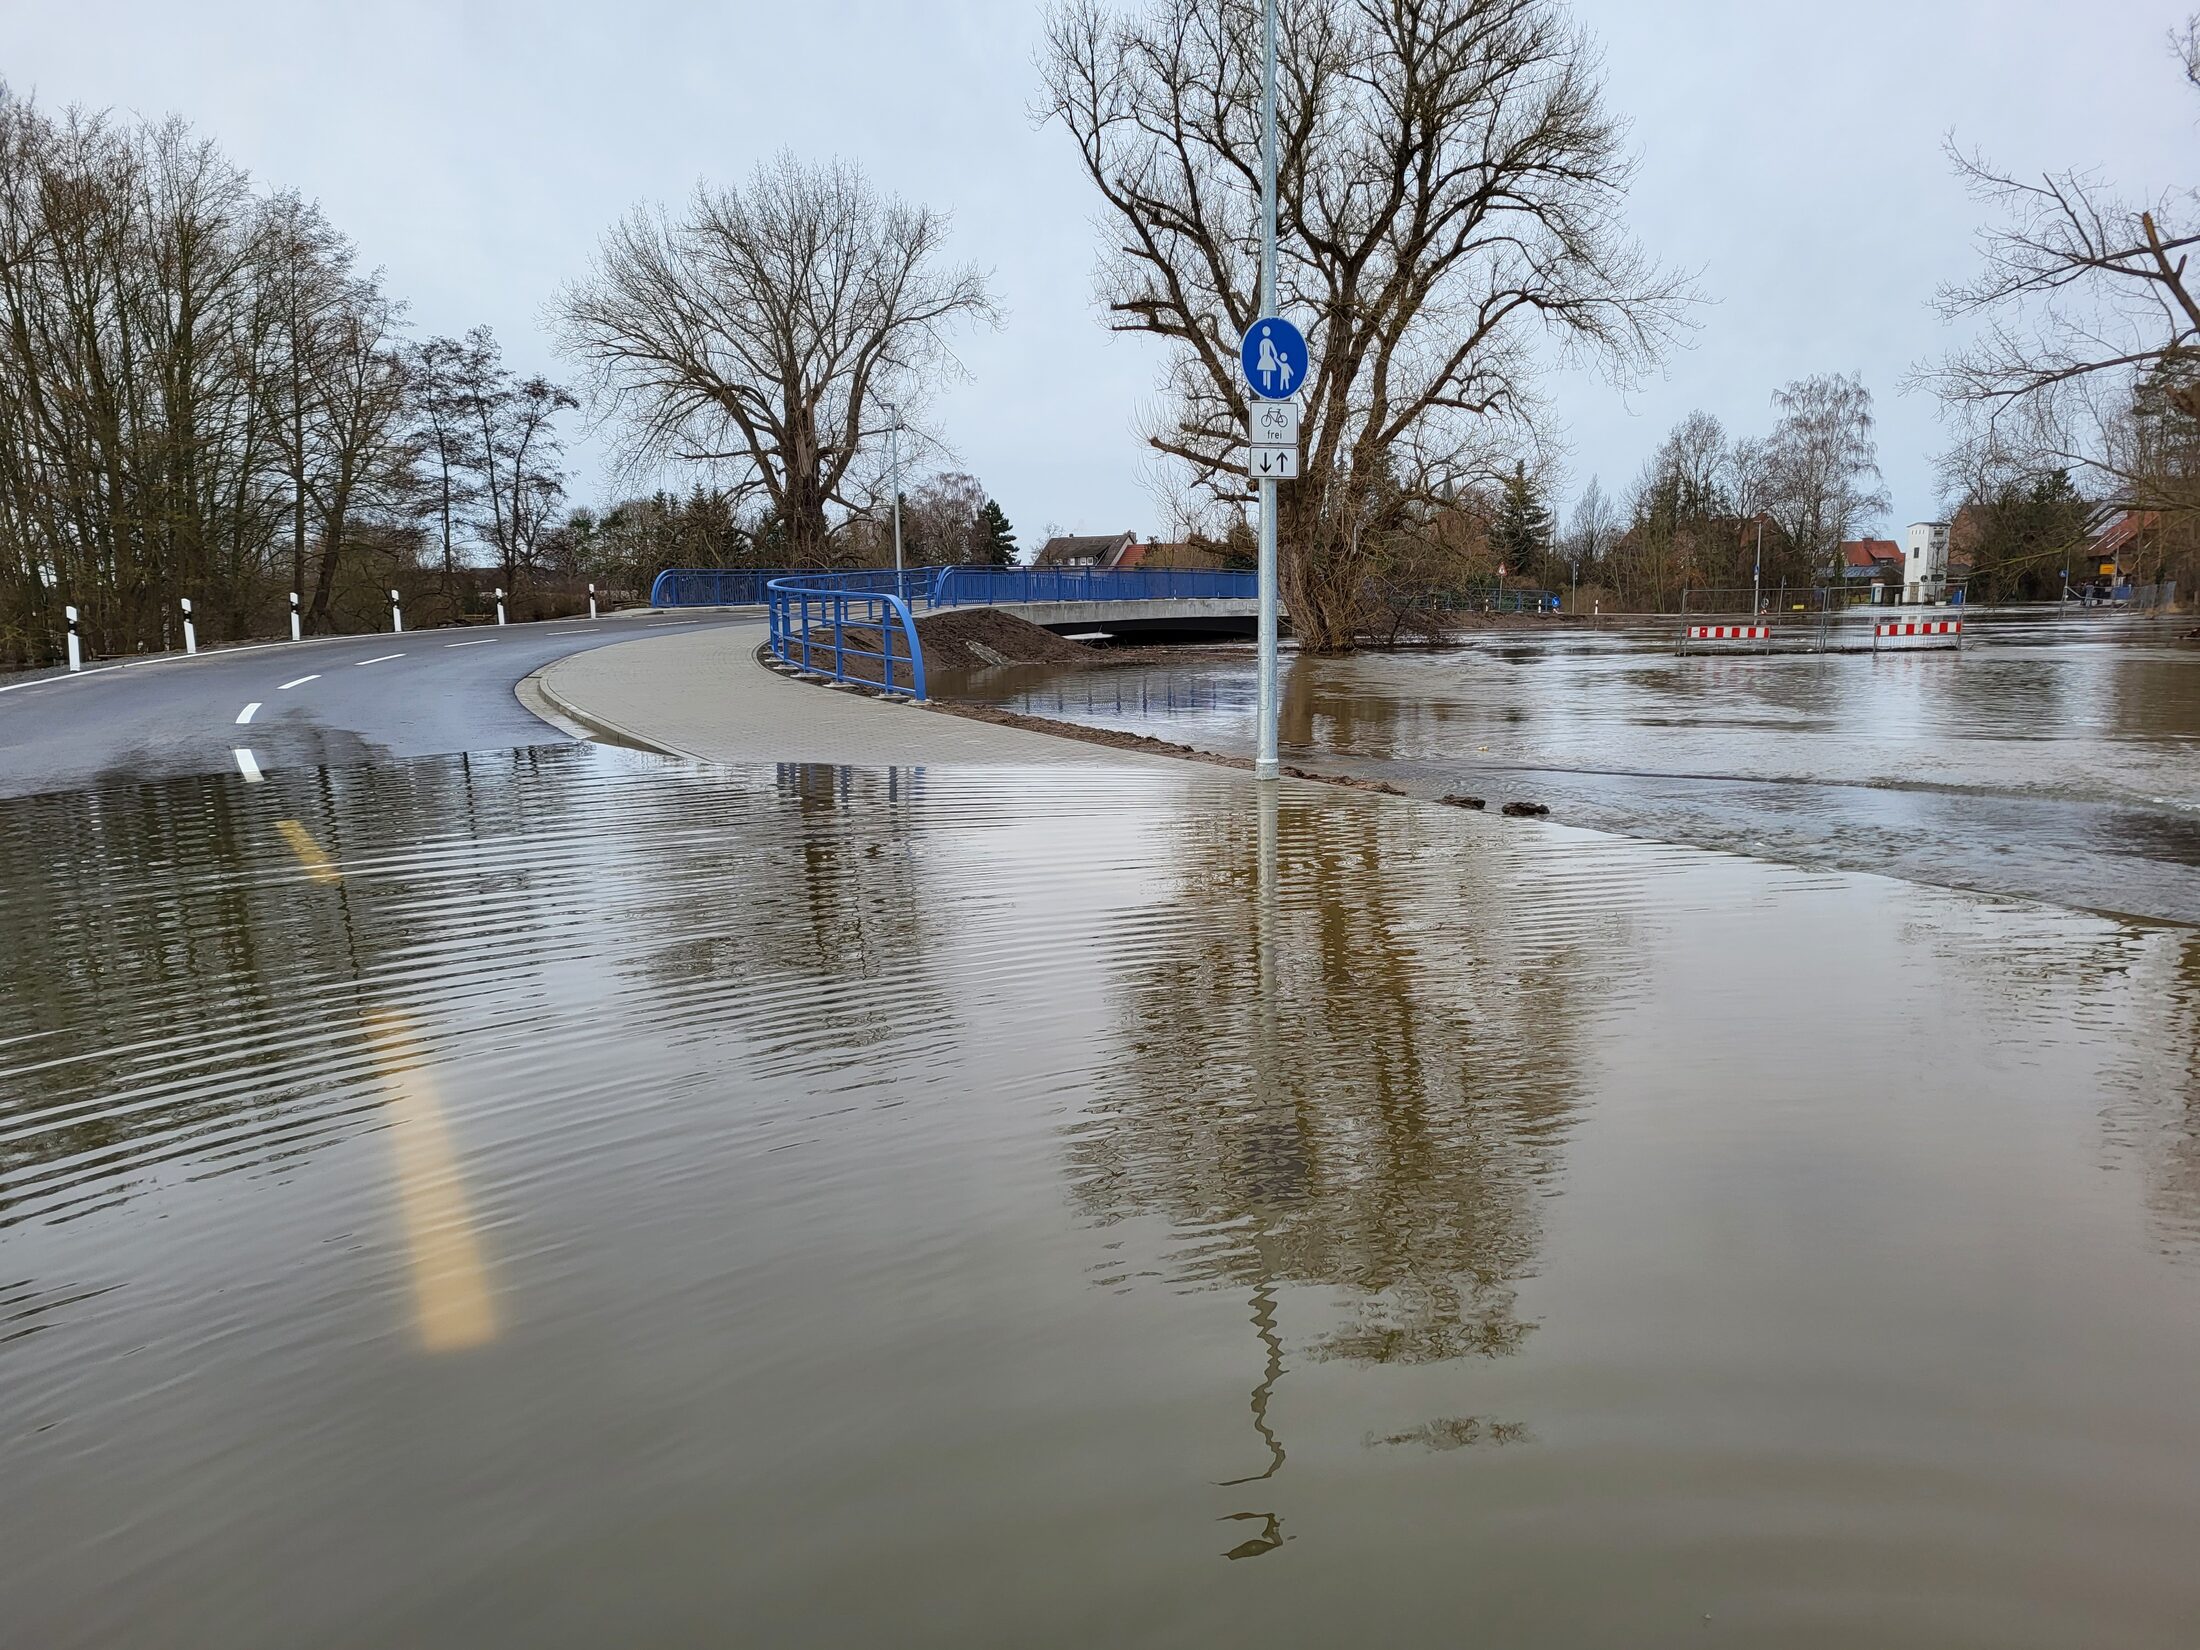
top-left (1903, 521), bottom-right (1951, 605)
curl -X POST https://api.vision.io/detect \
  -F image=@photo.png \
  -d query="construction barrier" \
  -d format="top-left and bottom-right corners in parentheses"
top-left (1874, 618), bottom-right (1962, 652)
top-left (1686, 624), bottom-right (1769, 641)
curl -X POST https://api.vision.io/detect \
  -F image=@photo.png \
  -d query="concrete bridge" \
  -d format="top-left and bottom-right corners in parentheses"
top-left (652, 565), bottom-right (1275, 694)
top-left (989, 595), bottom-right (1264, 641)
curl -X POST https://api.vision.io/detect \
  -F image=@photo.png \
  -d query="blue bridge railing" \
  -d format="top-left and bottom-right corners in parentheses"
top-left (649, 566), bottom-right (947, 607)
top-left (684, 563), bottom-right (1267, 701)
top-left (652, 563), bottom-right (1261, 611)
top-left (766, 573), bottom-right (928, 701)
top-left (928, 566), bottom-right (1256, 605)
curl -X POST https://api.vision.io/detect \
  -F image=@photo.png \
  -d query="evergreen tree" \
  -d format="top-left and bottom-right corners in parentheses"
top-left (977, 499), bottom-right (1018, 566)
top-left (1489, 463), bottom-right (1552, 579)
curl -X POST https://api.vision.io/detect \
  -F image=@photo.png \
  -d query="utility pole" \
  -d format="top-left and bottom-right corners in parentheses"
top-left (1753, 518), bottom-right (1763, 616)
top-left (886, 401), bottom-right (905, 580)
top-left (1254, 0), bottom-right (1280, 783)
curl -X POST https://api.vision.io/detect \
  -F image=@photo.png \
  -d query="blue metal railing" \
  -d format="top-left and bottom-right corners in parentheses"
top-left (649, 567), bottom-right (779, 607)
top-left (652, 563), bottom-right (1262, 610)
top-left (928, 566), bottom-right (1257, 606)
top-left (766, 573), bottom-right (929, 701)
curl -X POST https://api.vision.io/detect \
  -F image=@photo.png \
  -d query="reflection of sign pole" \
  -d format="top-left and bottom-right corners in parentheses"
top-left (1255, 0), bottom-right (1280, 782)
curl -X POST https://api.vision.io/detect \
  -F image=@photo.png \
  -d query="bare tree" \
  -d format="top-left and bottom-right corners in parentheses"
top-left (1038, 0), bottom-right (1691, 651)
top-left (257, 191), bottom-right (355, 622)
top-left (408, 331), bottom-right (493, 586)
top-left (897, 470), bottom-right (990, 565)
top-left (453, 331), bottom-right (576, 598)
top-left (1561, 475), bottom-right (1617, 577)
top-left (1758, 373), bottom-right (1887, 575)
top-left (1917, 16), bottom-right (2200, 475)
top-left (299, 281), bottom-right (413, 630)
top-left (556, 153), bottom-right (998, 567)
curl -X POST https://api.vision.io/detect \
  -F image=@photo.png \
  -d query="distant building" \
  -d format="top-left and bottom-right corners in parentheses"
top-left (1838, 537), bottom-right (1904, 581)
top-left (1033, 531), bottom-right (1137, 569)
top-left (2080, 508), bottom-right (2154, 599)
top-left (1115, 539), bottom-right (1230, 570)
top-left (1904, 521), bottom-right (1951, 604)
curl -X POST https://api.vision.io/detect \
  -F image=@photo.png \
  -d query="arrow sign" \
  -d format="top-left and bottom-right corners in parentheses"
top-left (1247, 445), bottom-right (1299, 481)
top-left (1239, 317), bottom-right (1309, 401)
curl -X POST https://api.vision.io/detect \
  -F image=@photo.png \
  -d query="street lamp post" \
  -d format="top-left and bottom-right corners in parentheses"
top-left (885, 401), bottom-right (905, 580)
top-left (1254, 0), bottom-right (1280, 782)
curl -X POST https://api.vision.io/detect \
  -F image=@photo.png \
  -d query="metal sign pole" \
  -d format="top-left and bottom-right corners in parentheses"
top-left (888, 402), bottom-right (905, 581)
top-left (1254, 0), bottom-right (1280, 782)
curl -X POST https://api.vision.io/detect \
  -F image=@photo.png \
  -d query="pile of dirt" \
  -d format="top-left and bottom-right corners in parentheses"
top-left (817, 607), bottom-right (1198, 686)
top-left (913, 607), bottom-right (1100, 668)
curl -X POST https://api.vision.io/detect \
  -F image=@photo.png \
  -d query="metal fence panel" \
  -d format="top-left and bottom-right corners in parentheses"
top-left (764, 573), bottom-right (929, 700)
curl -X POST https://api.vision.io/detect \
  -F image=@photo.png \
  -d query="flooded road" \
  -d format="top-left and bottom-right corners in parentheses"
top-left (945, 609), bottom-right (2200, 924)
top-left (7, 746), bottom-right (2200, 1645)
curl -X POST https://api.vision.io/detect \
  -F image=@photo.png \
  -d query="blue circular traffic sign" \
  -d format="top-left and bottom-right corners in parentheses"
top-left (1240, 316), bottom-right (1308, 401)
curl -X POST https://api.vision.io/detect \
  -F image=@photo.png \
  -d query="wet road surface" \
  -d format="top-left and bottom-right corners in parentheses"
top-left (6, 747), bottom-right (2200, 1646)
top-left (943, 609), bottom-right (2200, 925)
top-left (0, 611), bottom-right (749, 799)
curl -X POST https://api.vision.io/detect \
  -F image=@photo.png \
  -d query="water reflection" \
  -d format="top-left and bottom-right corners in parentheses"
top-left (941, 616), bottom-right (2200, 924)
top-left (1060, 775), bottom-right (1609, 1560)
top-left (8, 750), bottom-right (2200, 1645)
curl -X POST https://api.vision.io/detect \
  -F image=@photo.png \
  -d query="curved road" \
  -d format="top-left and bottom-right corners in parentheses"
top-left (0, 611), bottom-right (751, 800)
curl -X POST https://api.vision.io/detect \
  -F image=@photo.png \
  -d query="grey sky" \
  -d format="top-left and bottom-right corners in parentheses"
top-left (12, 0), bottom-right (2194, 544)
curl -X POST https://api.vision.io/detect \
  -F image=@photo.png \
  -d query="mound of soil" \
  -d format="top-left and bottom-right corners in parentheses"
top-left (914, 607), bottom-right (1100, 668)
top-left (813, 606), bottom-right (1185, 686)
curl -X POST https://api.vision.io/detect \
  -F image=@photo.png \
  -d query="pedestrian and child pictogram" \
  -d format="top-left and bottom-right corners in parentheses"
top-left (1239, 316), bottom-right (1309, 400)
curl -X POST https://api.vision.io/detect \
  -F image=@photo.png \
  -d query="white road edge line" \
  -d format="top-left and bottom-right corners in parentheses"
top-left (355, 653), bottom-right (404, 666)
top-left (236, 702), bottom-right (261, 725)
top-left (233, 748), bottom-right (264, 782)
top-left (277, 674), bottom-right (319, 690)
top-left (0, 665), bottom-right (122, 694)
top-left (444, 638), bottom-right (493, 648)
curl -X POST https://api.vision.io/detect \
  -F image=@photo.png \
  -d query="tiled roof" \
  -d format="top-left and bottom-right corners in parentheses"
top-left (1033, 533), bottom-right (1134, 567)
top-left (1839, 538), bottom-right (1902, 569)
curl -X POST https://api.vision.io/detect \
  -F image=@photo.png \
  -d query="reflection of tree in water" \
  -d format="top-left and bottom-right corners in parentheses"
top-left (2100, 928), bottom-right (2200, 1248)
top-left (1917, 907), bottom-right (2200, 1253)
top-left (1068, 786), bottom-right (1596, 1371)
top-left (0, 752), bottom-right (613, 1225)
top-left (628, 764), bottom-right (954, 1079)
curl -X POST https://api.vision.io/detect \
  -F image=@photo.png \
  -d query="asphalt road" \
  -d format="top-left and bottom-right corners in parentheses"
top-left (0, 610), bottom-right (750, 800)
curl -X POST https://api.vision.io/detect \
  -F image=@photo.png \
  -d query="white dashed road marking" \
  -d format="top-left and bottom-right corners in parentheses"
top-left (356, 653), bottom-right (404, 666)
top-left (444, 639), bottom-right (493, 648)
top-left (233, 749), bottom-right (264, 782)
top-left (277, 674), bottom-right (319, 690)
top-left (236, 702), bottom-right (260, 725)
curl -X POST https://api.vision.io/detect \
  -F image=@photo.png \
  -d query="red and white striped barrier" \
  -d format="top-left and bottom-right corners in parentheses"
top-left (1875, 620), bottom-right (1961, 637)
top-left (1686, 624), bottom-right (1769, 641)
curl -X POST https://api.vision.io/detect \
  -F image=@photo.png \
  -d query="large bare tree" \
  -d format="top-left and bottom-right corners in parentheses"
top-left (556, 153), bottom-right (998, 568)
top-left (1758, 372), bottom-right (1887, 575)
top-left (1919, 16), bottom-right (2200, 482)
top-left (1038, 0), bottom-right (1690, 650)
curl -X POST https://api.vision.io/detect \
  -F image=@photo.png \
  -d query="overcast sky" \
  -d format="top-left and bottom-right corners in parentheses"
top-left (10, 0), bottom-right (2195, 544)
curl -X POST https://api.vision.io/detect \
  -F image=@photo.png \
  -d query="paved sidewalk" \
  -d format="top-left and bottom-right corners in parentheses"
top-left (529, 619), bottom-right (1185, 767)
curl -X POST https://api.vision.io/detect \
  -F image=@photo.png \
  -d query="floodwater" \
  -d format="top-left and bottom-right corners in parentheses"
top-left (943, 608), bottom-right (2200, 925)
top-left (7, 745), bottom-right (2200, 1646)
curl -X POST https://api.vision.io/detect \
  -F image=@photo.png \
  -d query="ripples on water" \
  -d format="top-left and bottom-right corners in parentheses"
top-left (4, 745), bottom-right (2200, 1646)
top-left (944, 612), bottom-right (2200, 924)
